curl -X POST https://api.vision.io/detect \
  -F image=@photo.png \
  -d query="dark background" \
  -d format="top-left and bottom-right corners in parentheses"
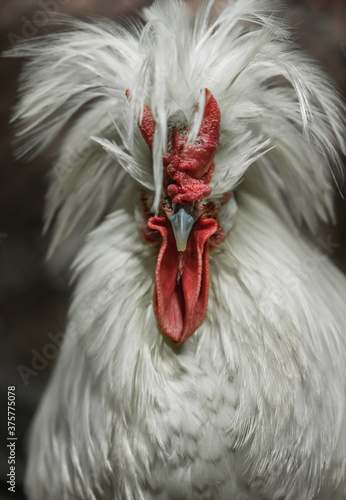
top-left (0, 0), bottom-right (345, 498)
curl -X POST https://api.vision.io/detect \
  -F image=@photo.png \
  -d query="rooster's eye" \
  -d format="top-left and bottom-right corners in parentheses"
top-left (180, 130), bottom-right (188, 137)
top-left (195, 138), bottom-right (202, 146)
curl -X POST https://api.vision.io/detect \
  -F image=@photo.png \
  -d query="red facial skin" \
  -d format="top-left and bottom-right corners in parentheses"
top-left (133, 88), bottom-right (221, 344)
top-left (148, 214), bottom-right (218, 345)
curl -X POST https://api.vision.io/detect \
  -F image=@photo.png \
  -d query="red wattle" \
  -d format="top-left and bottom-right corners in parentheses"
top-left (148, 214), bottom-right (218, 345)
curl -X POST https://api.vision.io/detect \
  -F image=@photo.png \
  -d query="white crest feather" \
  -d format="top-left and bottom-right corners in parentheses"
top-left (5, 0), bottom-right (345, 252)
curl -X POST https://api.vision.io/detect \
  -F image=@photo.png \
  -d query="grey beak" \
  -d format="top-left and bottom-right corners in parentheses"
top-left (169, 207), bottom-right (197, 252)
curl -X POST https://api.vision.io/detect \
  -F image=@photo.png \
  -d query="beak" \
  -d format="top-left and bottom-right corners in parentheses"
top-left (168, 206), bottom-right (198, 251)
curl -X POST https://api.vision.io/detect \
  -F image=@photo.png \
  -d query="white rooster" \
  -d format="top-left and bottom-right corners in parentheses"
top-left (7, 0), bottom-right (346, 498)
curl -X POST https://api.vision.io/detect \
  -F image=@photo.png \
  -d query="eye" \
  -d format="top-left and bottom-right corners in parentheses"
top-left (180, 130), bottom-right (188, 137)
top-left (195, 137), bottom-right (202, 146)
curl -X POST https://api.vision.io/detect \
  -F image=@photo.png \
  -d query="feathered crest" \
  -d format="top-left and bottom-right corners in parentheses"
top-left (6, 0), bottom-right (345, 255)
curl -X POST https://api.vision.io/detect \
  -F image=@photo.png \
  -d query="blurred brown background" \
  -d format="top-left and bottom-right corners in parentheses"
top-left (0, 0), bottom-right (345, 498)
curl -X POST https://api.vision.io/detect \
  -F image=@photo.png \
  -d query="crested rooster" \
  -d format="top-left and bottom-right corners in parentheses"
top-left (7, 0), bottom-right (346, 499)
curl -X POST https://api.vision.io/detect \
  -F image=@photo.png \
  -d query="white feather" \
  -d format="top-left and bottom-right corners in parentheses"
top-left (5, 0), bottom-right (346, 499)
top-left (6, 0), bottom-right (345, 248)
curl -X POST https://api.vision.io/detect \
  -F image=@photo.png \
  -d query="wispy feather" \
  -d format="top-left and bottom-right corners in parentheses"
top-left (7, 3), bottom-right (346, 500)
top-left (5, 0), bottom-right (345, 254)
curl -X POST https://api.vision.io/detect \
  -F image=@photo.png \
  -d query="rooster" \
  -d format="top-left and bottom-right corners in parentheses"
top-left (7, 0), bottom-right (346, 499)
